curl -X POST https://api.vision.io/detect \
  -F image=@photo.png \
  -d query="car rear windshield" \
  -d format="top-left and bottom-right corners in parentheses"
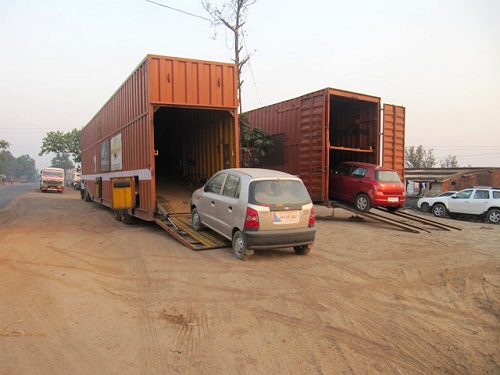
top-left (375, 171), bottom-right (401, 183)
top-left (249, 180), bottom-right (311, 206)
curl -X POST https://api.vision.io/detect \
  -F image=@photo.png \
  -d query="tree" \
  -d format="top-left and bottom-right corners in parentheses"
top-left (440, 155), bottom-right (459, 168)
top-left (50, 153), bottom-right (74, 170)
top-left (0, 140), bottom-right (10, 175)
top-left (239, 113), bottom-right (273, 167)
top-left (39, 129), bottom-right (82, 163)
top-left (202, 0), bottom-right (256, 113)
top-left (405, 145), bottom-right (436, 168)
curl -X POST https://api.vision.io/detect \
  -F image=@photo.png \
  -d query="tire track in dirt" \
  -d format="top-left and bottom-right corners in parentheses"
top-left (130, 245), bottom-right (168, 374)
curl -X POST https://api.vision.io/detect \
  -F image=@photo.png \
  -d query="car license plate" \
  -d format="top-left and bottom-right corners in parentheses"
top-left (273, 210), bottom-right (299, 224)
top-left (388, 197), bottom-right (399, 202)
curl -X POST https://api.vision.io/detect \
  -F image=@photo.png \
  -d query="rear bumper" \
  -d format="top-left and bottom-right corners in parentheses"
top-left (372, 194), bottom-right (406, 207)
top-left (243, 227), bottom-right (316, 250)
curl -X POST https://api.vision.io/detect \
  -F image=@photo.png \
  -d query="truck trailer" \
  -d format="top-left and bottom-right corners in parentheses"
top-left (81, 54), bottom-right (239, 249)
top-left (245, 88), bottom-right (405, 206)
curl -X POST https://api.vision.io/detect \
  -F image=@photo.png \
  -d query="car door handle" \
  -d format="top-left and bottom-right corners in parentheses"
top-left (228, 206), bottom-right (233, 212)
top-left (211, 201), bottom-right (215, 207)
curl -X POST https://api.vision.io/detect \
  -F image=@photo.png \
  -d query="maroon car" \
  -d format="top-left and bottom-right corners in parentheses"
top-left (329, 162), bottom-right (406, 212)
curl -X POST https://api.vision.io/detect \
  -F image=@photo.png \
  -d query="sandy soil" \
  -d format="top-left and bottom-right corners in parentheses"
top-left (0, 187), bottom-right (498, 374)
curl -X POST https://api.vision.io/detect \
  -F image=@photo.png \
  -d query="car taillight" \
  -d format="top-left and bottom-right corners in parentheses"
top-left (308, 207), bottom-right (315, 227)
top-left (244, 207), bottom-right (260, 229)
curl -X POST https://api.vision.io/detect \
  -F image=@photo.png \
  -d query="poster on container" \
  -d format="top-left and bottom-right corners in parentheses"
top-left (101, 140), bottom-right (110, 172)
top-left (111, 134), bottom-right (122, 171)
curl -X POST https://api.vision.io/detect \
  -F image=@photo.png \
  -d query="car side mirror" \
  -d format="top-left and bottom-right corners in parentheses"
top-left (204, 184), bottom-right (210, 192)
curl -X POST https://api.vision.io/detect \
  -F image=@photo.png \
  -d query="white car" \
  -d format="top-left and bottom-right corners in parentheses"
top-left (417, 191), bottom-right (457, 213)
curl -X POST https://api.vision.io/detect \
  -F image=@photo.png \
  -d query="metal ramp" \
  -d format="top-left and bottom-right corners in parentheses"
top-left (325, 200), bottom-right (461, 234)
top-left (155, 200), bottom-right (231, 250)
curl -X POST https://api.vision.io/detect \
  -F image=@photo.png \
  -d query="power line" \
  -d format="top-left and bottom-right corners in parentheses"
top-left (144, 0), bottom-right (212, 22)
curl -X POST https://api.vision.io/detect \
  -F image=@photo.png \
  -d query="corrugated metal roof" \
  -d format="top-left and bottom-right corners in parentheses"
top-left (405, 168), bottom-right (500, 181)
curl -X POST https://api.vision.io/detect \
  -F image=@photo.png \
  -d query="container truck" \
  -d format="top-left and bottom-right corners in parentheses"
top-left (40, 167), bottom-right (65, 193)
top-left (81, 54), bottom-right (239, 249)
top-left (245, 88), bottom-right (405, 206)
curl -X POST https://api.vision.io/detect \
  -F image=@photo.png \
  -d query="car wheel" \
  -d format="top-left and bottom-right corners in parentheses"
top-left (294, 244), bottom-right (313, 255)
top-left (486, 209), bottom-right (500, 224)
top-left (354, 194), bottom-right (371, 212)
top-left (191, 208), bottom-right (204, 231)
top-left (232, 231), bottom-right (249, 260)
top-left (432, 203), bottom-right (446, 218)
top-left (420, 202), bottom-right (430, 212)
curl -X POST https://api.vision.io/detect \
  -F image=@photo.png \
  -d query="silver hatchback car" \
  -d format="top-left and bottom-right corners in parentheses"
top-left (190, 168), bottom-right (316, 259)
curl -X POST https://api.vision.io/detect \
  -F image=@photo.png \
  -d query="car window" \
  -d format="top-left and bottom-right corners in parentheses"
top-left (473, 190), bottom-right (489, 199)
top-left (493, 191), bottom-right (500, 199)
top-left (455, 190), bottom-right (473, 199)
top-left (351, 167), bottom-right (367, 177)
top-left (206, 173), bottom-right (226, 194)
top-left (375, 170), bottom-right (401, 182)
top-left (222, 174), bottom-right (240, 198)
top-left (249, 180), bottom-right (311, 206)
top-left (332, 164), bottom-right (351, 176)
top-left (439, 192), bottom-right (455, 197)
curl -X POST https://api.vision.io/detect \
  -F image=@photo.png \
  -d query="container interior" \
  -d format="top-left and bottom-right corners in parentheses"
top-left (328, 94), bottom-right (379, 171)
top-left (153, 106), bottom-right (236, 204)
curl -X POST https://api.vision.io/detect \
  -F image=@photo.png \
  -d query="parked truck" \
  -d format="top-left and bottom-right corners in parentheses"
top-left (245, 88), bottom-right (405, 206)
top-left (40, 167), bottom-right (65, 193)
top-left (81, 54), bottom-right (239, 249)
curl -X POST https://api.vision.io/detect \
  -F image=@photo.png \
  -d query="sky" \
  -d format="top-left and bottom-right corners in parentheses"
top-left (1, 0), bottom-right (499, 170)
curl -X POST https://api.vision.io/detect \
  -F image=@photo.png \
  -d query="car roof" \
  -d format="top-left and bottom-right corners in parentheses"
top-left (219, 168), bottom-right (300, 180)
top-left (341, 161), bottom-right (395, 171)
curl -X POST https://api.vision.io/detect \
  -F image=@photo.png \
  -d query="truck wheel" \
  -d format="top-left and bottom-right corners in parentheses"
top-left (354, 194), bottom-right (371, 212)
top-left (121, 209), bottom-right (134, 225)
top-left (294, 244), bottom-right (313, 255)
top-left (432, 203), bottom-right (446, 218)
top-left (486, 209), bottom-right (500, 224)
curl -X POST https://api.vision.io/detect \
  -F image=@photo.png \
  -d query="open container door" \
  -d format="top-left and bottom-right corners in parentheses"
top-left (382, 104), bottom-right (406, 180)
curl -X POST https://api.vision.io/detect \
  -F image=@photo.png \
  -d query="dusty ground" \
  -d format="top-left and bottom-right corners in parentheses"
top-left (0, 187), bottom-right (498, 375)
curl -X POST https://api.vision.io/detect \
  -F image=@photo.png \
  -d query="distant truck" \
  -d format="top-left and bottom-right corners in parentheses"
top-left (40, 167), bottom-right (65, 193)
top-left (80, 54), bottom-right (239, 249)
top-left (65, 168), bottom-right (78, 187)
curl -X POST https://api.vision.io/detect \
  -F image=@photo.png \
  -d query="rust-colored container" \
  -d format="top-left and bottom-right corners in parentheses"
top-left (246, 88), bottom-right (405, 205)
top-left (81, 54), bottom-right (239, 226)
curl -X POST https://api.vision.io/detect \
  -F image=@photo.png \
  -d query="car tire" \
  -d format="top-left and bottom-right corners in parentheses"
top-left (294, 244), bottom-right (313, 255)
top-left (232, 231), bottom-right (249, 260)
top-left (486, 208), bottom-right (500, 224)
top-left (354, 194), bottom-right (371, 212)
top-left (432, 203), bottom-right (446, 218)
top-left (420, 202), bottom-right (430, 212)
top-left (191, 208), bottom-right (204, 231)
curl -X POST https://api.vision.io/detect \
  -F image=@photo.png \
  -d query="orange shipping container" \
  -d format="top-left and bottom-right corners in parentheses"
top-left (81, 54), bottom-right (239, 248)
top-left (246, 88), bottom-right (405, 205)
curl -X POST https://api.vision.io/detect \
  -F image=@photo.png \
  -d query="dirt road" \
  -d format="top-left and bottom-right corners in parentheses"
top-left (0, 188), bottom-right (498, 374)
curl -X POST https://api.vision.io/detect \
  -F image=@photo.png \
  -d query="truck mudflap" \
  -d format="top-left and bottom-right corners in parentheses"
top-left (155, 201), bottom-right (231, 251)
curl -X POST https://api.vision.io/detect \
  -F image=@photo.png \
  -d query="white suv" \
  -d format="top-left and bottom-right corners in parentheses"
top-left (433, 186), bottom-right (500, 224)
